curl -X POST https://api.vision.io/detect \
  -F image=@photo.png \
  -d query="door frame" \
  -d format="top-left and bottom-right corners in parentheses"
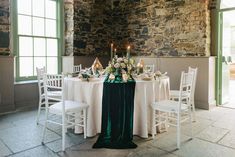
top-left (216, 5), bottom-right (235, 105)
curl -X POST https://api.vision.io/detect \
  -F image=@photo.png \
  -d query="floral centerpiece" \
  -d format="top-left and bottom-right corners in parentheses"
top-left (153, 71), bottom-right (167, 80)
top-left (78, 68), bottom-right (94, 81)
top-left (105, 55), bottom-right (136, 82)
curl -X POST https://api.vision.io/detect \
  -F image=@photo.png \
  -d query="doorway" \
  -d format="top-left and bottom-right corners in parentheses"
top-left (219, 9), bottom-right (235, 108)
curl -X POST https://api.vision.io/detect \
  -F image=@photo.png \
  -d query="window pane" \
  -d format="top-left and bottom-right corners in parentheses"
top-left (47, 39), bottom-right (57, 56)
top-left (34, 38), bottom-right (46, 56)
top-left (18, 15), bottom-right (32, 35)
top-left (32, 0), bottom-right (44, 17)
top-left (34, 57), bottom-right (46, 75)
top-left (19, 37), bottom-right (33, 56)
top-left (17, 0), bottom-right (60, 80)
top-left (18, 0), bottom-right (31, 15)
top-left (45, 0), bottom-right (56, 19)
top-left (19, 57), bottom-right (33, 77)
top-left (221, 0), bottom-right (235, 9)
top-left (47, 57), bottom-right (58, 74)
top-left (33, 17), bottom-right (45, 36)
top-left (45, 19), bottom-right (56, 37)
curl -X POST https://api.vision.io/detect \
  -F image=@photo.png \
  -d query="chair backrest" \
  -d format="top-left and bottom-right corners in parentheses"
top-left (43, 74), bottom-right (64, 107)
top-left (36, 67), bottom-right (46, 96)
top-left (73, 64), bottom-right (82, 73)
top-left (178, 71), bottom-right (194, 109)
top-left (188, 67), bottom-right (198, 98)
top-left (145, 64), bottom-right (155, 73)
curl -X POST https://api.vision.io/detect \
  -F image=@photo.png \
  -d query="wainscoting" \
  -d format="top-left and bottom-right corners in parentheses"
top-left (133, 56), bottom-right (216, 110)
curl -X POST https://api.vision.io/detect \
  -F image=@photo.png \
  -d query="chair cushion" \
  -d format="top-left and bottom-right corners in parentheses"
top-left (152, 100), bottom-right (189, 113)
top-left (49, 100), bottom-right (89, 115)
top-left (170, 90), bottom-right (189, 98)
top-left (42, 91), bottom-right (62, 101)
top-left (48, 91), bottom-right (62, 97)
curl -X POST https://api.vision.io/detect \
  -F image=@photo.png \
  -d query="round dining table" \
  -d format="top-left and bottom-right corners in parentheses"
top-left (64, 76), bottom-right (170, 138)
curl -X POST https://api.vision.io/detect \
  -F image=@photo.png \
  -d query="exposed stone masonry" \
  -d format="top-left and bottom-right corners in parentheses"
top-left (70, 0), bottom-right (211, 57)
top-left (209, 0), bottom-right (217, 9)
top-left (64, 0), bottom-right (74, 56)
top-left (0, 0), bottom-right (10, 55)
top-left (72, 0), bottom-right (113, 56)
top-left (111, 0), bottom-right (211, 56)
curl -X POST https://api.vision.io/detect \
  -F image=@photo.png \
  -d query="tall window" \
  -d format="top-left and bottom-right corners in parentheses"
top-left (14, 0), bottom-right (62, 81)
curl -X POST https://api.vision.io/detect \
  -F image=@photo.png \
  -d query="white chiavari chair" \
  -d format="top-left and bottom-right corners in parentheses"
top-left (170, 67), bottom-right (198, 121)
top-left (36, 67), bottom-right (62, 124)
top-left (152, 71), bottom-right (193, 149)
top-left (73, 64), bottom-right (82, 73)
top-left (41, 74), bottom-right (89, 151)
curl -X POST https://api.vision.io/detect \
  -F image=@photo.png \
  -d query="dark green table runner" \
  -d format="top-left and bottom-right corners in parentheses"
top-left (93, 79), bottom-right (137, 149)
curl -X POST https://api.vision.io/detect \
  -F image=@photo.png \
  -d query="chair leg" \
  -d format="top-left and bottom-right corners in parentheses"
top-left (191, 98), bottom-right (196, 122)
top-left (176, 113), bottom-right (181, 149)
top-left (189, 108), bottom-right (193, 139)
top-left (83, 109), bottom-right (87, 139)
top-left (42, 107), bottom-right (48, 145)
top-left (64, 115), bottom-right (68, 134)
top-left (165, 113), bottom-right (169, 132)
top-left (62, 114), bottom-right (66, 151)
top-left (152, 110), bottom-right (156, 139)
top-left (36, 97), bottom-right (43, 125)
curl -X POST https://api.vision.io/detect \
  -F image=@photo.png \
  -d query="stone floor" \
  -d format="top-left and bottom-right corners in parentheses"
top-left (1, 107), bottom-right (235, 157)
top-left (223, 80), bottom-right (235, 109)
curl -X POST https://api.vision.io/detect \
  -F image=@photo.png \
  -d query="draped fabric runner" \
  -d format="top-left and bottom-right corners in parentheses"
top-left (93, 78), bottom-right (137, 149)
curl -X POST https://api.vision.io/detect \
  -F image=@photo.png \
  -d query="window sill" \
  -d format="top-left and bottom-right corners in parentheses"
top-left (14, 80), bottom-right (38, 85)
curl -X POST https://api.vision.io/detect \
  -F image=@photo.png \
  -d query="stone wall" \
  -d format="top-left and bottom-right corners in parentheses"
top-left (0, 0), bottom-right (10, 55)
top-left (73, 0), bottom-right (113, 56)
top-left (209, 0), bottom-right (217, 9)
top-left (64, 0), bottom-right (74, 56)
top-left (70, 0), bottom-right (211, 57)
top-left (111, 0), bottom-right (211, 57)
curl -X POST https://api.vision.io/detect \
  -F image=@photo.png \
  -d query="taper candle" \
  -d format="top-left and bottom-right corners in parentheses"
top-left (126, 45), bottom-right (130, 59)
top-left (111, 43), bottom-right (114, 60)
top-left (114, 48), bottom-right (117, 57)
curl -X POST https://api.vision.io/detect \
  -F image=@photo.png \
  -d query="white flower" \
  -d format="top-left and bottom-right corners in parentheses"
top-left (121, 63), bottom-right (126, 68)
top-left (124, 58), bottom-right (128, 64)
top-left (78, 73), bottom-right (82, 79)
top-left (109, 74), bottom-right (115, 80)
top-left (114, 63), bottom-right (120, 68)
top-left (127, 65), bottom-right (132, 70)
top-left (121, 69), bottom-right (126, 74)
top-left (122, 73), bottom-right (128, 82)
top-left (155, 71), bottom-right (162, 77)
top-left (117, 57), bottom-right (123, 63)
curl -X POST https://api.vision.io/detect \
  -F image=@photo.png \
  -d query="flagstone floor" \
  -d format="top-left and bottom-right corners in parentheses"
top-left (222, 80), bottom-right (235, 109)
top-left (0, 106), bottom-right (235, 157)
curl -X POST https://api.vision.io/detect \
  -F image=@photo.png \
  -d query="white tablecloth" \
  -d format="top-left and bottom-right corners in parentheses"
top-left (64, 76), bottom-right (170, 138)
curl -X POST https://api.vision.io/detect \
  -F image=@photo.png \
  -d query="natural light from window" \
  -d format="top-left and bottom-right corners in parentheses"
top-left (220, 0), bottom-right (235, 9)
top-left (16, 0), bottom-right (59, 79)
